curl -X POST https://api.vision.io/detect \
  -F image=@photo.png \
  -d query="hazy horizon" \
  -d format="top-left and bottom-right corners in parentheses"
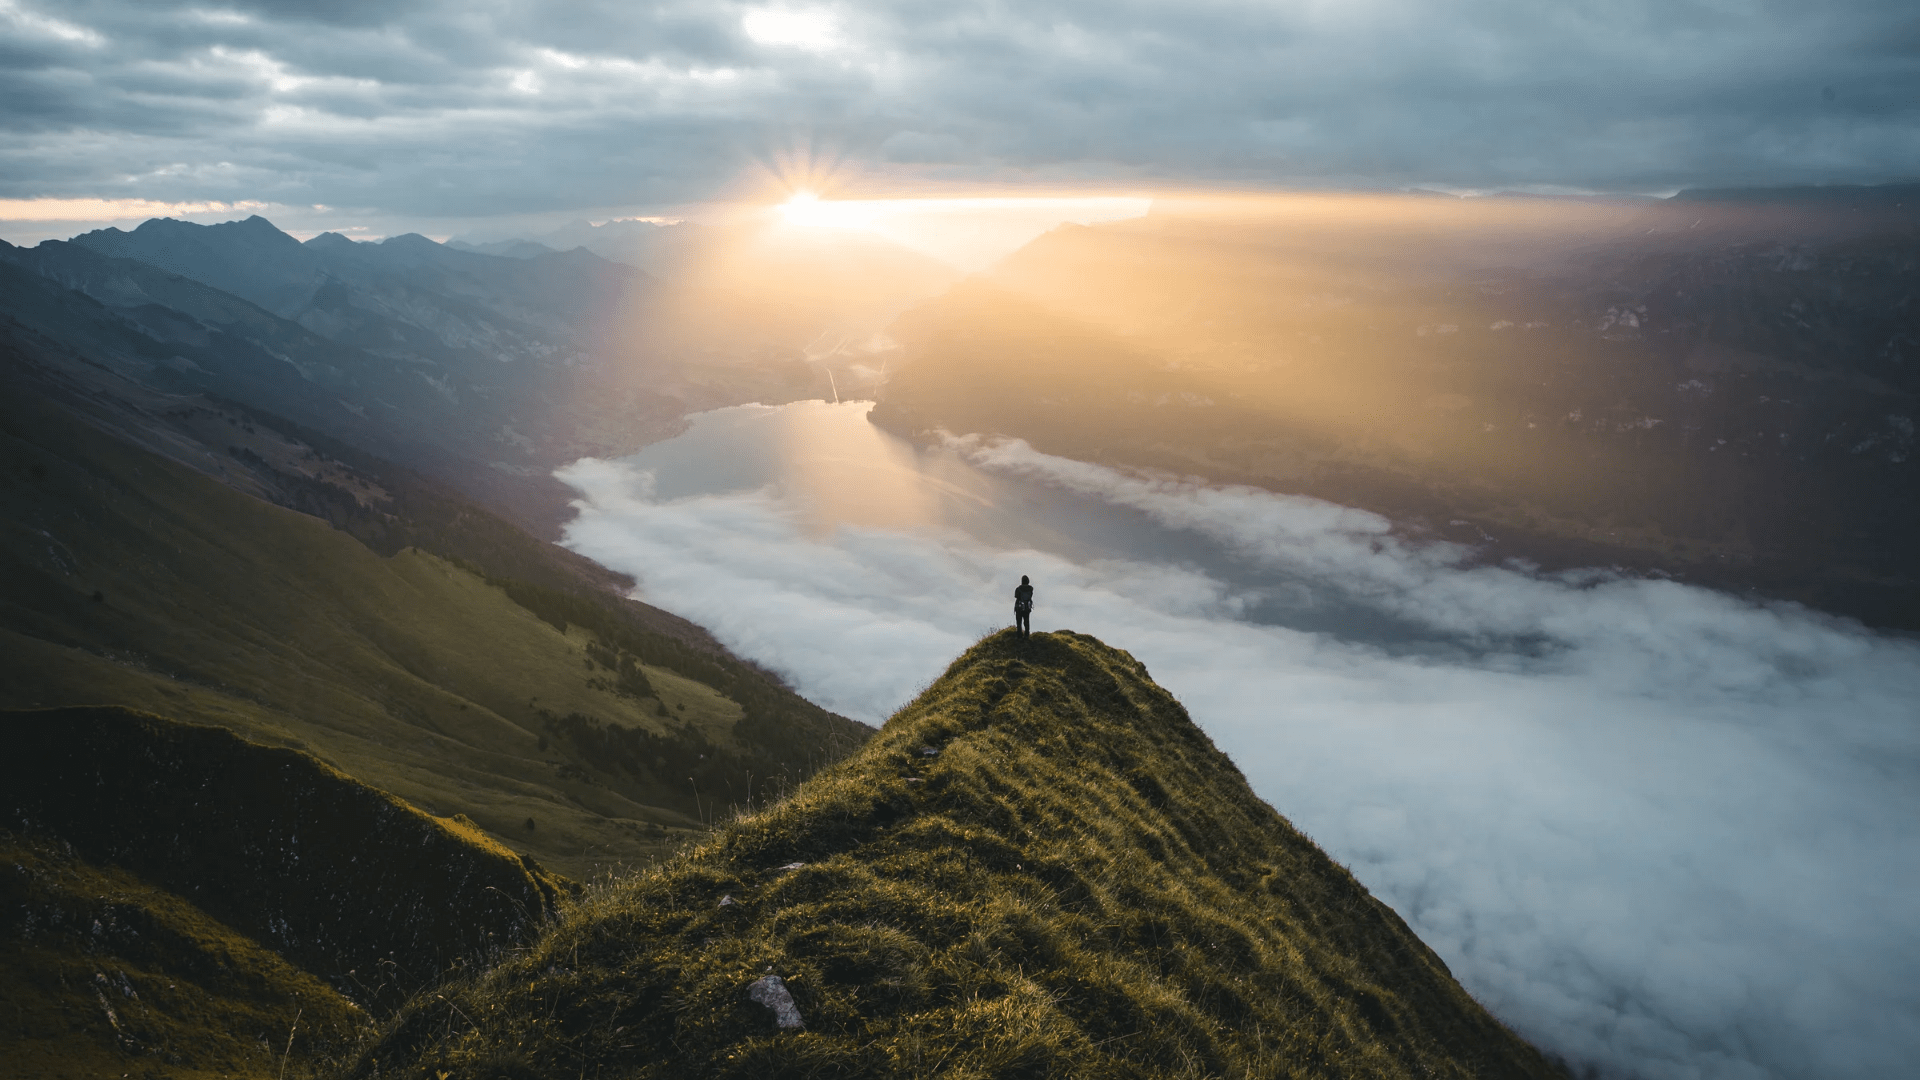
top-left (5, 0), bottom-right (1918, 244)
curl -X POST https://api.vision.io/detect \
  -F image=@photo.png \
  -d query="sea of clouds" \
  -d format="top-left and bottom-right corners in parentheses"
top-left (557, 427), bottom-right (1920, 1080)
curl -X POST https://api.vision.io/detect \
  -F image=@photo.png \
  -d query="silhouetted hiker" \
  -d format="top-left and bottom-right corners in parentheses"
top-left (1013, 575), bottom-right (1034, 637)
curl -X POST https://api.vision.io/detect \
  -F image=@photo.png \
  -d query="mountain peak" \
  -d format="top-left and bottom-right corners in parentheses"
top-left (207, 214), bottom-right (303, 249)
top-left (351, 629), bottom-right (1559, 1079)
top-left (128, 215), bottom-right (190, 234)
top-left (303, 230), bottom-right (359, 250)
top-left (115, 213), bottom-right (302, 248)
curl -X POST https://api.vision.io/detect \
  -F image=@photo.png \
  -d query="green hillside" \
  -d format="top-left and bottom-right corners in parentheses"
top-left (0, 349), bottom-right (868, 878)
top-left (348, 630), bottom-right (1560, 1079)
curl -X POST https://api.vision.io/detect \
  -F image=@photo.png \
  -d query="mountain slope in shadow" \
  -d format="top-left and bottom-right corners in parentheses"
top-left (351, 630), bottom-right (1560, 1080)
top-left (1, 319), bottom-right (869, 879)
top-left (0, 234), bottom-right (681, 531)
top-left (3, 705), bottom-right (569, 1079)
top-left (4, 213), bottom-right (956, 535)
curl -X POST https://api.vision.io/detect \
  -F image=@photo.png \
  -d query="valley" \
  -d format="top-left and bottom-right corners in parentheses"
top-left (2, 187), bottom-right (1916, 1079)
top-left (6, 0), bottom-right (1914, 1074)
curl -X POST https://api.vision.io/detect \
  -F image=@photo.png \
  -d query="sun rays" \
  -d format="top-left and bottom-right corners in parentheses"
top-left (770, 190), bottom-right (1153, 269)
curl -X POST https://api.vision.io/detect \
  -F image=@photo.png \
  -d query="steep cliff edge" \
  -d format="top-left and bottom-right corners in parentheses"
top-left (351, 630), bottom-right (1559, 1079)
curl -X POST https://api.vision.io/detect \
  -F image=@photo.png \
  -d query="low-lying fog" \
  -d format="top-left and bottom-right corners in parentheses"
top-left (557, 400), bottom-right (1919, 1080)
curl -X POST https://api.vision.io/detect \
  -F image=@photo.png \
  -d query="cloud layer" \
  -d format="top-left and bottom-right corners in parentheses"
top-left (5, 0), bottom-right (1918, 239)
top-left (557, 404), bottom-right (1920, 1080)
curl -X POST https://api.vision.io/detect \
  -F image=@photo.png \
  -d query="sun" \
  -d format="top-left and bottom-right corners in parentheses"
top-left (779, 190), bottom-right (822, 224)
top-left (769, 191), bottom-right (1154, 268)
top-left (778, 190), bottom-right (879, 231)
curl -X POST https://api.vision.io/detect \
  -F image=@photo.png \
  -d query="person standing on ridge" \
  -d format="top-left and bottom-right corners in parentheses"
top-left (1013, 575), bottom-right (1034, 637)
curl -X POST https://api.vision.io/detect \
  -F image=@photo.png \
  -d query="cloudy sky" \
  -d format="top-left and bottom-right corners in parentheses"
top-left (3, 0), bottom-right (1918, 242)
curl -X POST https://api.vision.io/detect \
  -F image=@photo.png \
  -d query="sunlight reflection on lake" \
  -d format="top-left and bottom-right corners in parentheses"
top-left (626, 399), bottom-right (1045, 538)
top-left (612, 399), bottom-right (1458, 647)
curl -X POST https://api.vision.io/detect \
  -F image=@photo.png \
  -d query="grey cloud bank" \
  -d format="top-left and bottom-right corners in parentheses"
top-left (4, 0), bottom-right (1919, 239)
top-left (556, 405), bottom-right (1920, 1080)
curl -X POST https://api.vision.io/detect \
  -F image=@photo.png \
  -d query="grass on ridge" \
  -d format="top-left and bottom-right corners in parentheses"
top-left (346, 630), bottom-right (1561, 1080)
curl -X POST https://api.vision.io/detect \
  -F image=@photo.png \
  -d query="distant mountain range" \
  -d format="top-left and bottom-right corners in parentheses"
top-left (72, 215), bottom-right (636, 345)
top-left (451, 215), bottom-right (690, 271)
top-left (3, 217), bottom-right (670, 529)
top-left (872, 185), bottom-right (1920, 628)
top-left (0, 213), bottom-right (957, 532)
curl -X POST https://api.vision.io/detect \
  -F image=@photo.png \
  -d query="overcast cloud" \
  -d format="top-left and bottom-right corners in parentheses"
top-left (556, 410), bottom-right (1920, 1080)
top-left (3, 0), bottom-right (1918, 241)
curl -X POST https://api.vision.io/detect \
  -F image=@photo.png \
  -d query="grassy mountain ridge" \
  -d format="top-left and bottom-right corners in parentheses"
top-left (349, 630), bottom-right (1559, 1079)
